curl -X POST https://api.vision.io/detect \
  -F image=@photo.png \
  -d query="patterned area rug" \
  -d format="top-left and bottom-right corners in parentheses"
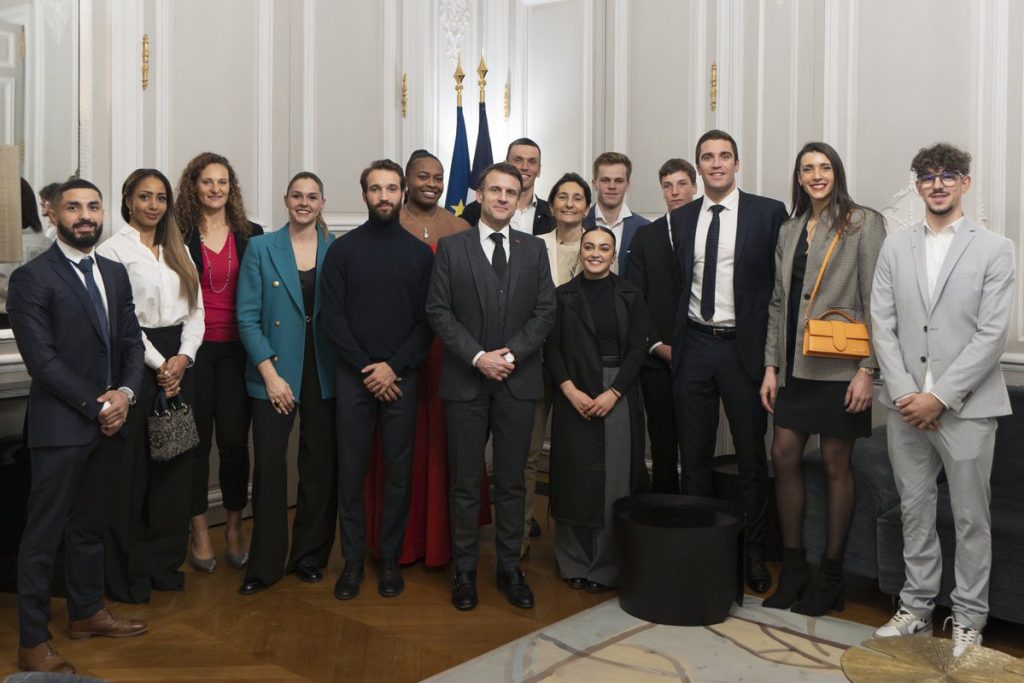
top-left (427, 597), bottom-right (874, 682)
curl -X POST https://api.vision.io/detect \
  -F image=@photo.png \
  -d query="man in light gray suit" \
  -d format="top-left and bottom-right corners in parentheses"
top-left (426, 162), bottom-right (556, 611)
top-left (870, 143), bottom-right (1015, 656)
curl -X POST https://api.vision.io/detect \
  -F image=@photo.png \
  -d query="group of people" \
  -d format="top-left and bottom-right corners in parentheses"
top-left (9, 129), bottom-right (1014, 674)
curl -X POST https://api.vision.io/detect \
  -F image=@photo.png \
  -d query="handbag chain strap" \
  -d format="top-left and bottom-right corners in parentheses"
top-left (803, 230), bottom-right (842, 324)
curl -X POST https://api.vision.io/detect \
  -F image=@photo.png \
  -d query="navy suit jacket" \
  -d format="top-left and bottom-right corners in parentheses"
top-left (7, 242), bottom-right (145, 448)
top-left (584, 206), bottom-right (651, 277)
top-left (670, 191), bottom-right (787, 381)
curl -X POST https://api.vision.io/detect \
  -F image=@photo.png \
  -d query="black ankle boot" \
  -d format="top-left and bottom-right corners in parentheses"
top-left (791, 556), bottom-right (845, 616)
top-left (763, 547), bottom-right (810, 609)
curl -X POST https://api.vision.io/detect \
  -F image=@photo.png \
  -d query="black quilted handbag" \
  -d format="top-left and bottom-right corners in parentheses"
top-left (147, 390), bottom-right (199, 462)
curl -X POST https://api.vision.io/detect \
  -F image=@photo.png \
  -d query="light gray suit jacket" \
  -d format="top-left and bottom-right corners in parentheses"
top-left (870, 217), bottom-right (1015, 418)
top-left (765, 208), bottom-right (886, 384)
top-left (426, 225), bottom-right (556, 402)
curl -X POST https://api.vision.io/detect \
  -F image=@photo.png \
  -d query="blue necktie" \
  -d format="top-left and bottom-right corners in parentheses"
top-left (700, 205), bottom-right (726, 321)
top-left (73, 257), bottom-right (112, 386)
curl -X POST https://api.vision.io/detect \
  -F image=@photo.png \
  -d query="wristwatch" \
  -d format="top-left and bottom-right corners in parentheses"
top-left (858, 367), bottom-right (876, 377)
top-left (503, 351), bottom-right (516, 364)
top-left (117, 386), bottom-right (137, 405)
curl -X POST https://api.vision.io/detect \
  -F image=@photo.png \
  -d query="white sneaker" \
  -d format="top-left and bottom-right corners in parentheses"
top-left (945, 616), bottom-right (983, 657)
top-left (874, 607), bottom-right (932, 638)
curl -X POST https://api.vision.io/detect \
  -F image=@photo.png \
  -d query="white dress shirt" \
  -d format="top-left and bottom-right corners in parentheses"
top-left (595, 203), bottom-right (633, 274)
top-left (510, 194), bottom-right (538, 234)
top-left (97, 225), bottom-right (205, 369)
top-left (56, 239), bottom-right (109, 312)
top-left (688, 188), bottom-right (740, 326)
top-left (922, 216), bottom-right (964, 395)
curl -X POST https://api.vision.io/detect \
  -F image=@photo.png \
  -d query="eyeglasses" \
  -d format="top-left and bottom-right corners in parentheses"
top-left (916, 171), bottom-right (963, 187)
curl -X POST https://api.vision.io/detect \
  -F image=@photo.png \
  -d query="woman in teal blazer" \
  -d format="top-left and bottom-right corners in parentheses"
top-left (236, 172), bottom-right (339, 595)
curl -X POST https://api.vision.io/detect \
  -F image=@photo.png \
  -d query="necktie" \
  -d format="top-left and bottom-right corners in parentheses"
top-left (490, 232), bottom-right (507, 279)
top-left (74, 256), bottom-right (112, 385)
top-left (700, 205), bottom-right (726, 322)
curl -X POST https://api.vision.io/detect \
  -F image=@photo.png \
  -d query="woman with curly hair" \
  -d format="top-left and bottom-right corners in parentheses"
top-left (97, 168), bottom-right (204, 602)
top-left (176, 152), bottom-right (263, 572)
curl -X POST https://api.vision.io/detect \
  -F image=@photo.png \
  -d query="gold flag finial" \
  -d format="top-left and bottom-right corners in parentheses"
top-left (454, 53), bottom-right (466, 107)
top-left (477, 54), bottom-right (488, 103)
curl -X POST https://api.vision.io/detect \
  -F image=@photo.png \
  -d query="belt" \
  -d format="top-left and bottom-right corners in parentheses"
top-left (687, 319), bottom-right (736, 339)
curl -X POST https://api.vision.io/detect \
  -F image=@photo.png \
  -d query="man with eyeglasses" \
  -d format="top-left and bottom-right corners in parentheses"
top-left (870, 143), bottom-right (1015, 656)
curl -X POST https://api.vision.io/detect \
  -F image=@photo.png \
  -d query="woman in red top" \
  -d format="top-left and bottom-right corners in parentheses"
top-left (176, 152), bottom-right (263, 571)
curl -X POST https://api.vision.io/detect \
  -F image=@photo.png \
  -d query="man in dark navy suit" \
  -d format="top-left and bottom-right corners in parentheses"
top-left (7, 179), bottom-right (147, 674)
top-left (670, 131), bottom-right (787, 595)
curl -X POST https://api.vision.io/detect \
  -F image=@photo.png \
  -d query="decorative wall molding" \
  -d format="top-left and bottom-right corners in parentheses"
top-left (822, 0), bottom-right (840, 146)
top-left (715, 0), bottom-right (744, 142)
top-left (253, 0), bottom-right (273, 227)
top-left (302, 0), bottom-right (316, 170)
top-left (109, 0), bottom-right (143, 200)
top-left (580, 0), bottom-right (593, 173)
top-left (787, 0), bottom-right (799, 174)
top-left (40, 0), bottom-right (71, 44)
top-left (153, 0), bottom-right (170, 173)
top-left (440, 0), bottom-right (471, 66)
top-left (844, 0), bottom-right (859, 196)
top-left (380, 0), bottom-right (399, 161)
top-left (77, 0), bottom-right (91, 179)
top-left (689, 0), bottom-right (707, 158)
top-left (753, 0), bottom-right (766, 195)
top-left (0, 77), bottom-right (14, 143)
top-left (610, 0), bottom-right (628, 152)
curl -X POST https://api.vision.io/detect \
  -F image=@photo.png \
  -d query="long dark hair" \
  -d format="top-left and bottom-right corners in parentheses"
top-left (789, 141), bottom-right (878, 235)
top-left (121, 168), bottom-right (200, 312)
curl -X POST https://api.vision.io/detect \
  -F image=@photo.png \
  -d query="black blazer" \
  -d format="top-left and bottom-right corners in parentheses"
top-left (626, 215), bottom-right (682, 366)
top-left (670, 191), bottom-right (787, 381)
top-left (544, 273), bottom-right (650, 526)
top-left (7, 243), bottom-right (145, 448)
top-left (460, 198), bottom-right (555, 236)
top-left (186, 220), bottom-right (265, 277)
top-left (425, 226), bottom-right (556, 401)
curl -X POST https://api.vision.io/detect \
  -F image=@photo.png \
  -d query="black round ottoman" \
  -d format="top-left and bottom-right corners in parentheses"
top-left (614, 494), bottom-right (743, 626)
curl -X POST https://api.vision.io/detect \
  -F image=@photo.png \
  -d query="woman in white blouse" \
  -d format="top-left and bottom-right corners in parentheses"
top-left (97, 168), bottom-right (204, 603)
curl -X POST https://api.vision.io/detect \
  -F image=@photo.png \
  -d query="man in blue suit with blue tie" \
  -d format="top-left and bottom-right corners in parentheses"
top-left (7, 179), bottom-right (147, 674)
top-left (584, 151), bottom-right (651, 277)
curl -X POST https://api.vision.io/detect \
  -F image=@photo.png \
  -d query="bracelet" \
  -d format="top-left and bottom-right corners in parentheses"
top-left (609, 387), bottom-right (621, 398)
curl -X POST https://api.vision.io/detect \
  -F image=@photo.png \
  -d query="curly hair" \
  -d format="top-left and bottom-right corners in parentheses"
top-left (174, 152), bottom-right (251, 240)
top-left (910, 143), bottom-right (971, 177)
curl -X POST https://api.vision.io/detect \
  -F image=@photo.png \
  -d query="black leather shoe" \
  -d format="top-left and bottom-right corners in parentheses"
top-left (529, 518), bottom-right (541, 538)
top-left (296, 563), bottom-right (323, 584)
top-left (239, 579), bottom-right (269, 596)
top-left (378, 559), bottom-right (404, 598)
top-left (452, 570), bottom-right (478, 611)
top-left (497, 568), bottom-right (535, 609)
top-left (745, 553), bottom-right (772, 594)
top-left (333, 561), bottom-right (364, 601)
top-left (567, 577), bottom-right (587, 590)
top-left (584, 580), bottom-right (612, 594)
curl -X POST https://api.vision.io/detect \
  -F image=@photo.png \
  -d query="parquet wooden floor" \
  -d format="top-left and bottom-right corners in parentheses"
top-left (2, 494), bottom-right (1022, 681)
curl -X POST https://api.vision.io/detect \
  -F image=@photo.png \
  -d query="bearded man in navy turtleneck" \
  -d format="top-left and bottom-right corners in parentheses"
top-left (320, 159), bottom-right (434, 601)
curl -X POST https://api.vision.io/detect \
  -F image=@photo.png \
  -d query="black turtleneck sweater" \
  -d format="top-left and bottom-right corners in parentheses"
top-left (320, 215), bottom-right (435, 375)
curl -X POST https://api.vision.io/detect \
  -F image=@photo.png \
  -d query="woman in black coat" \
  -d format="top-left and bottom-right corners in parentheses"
top-left (544, 227), bottom-right (650, 592)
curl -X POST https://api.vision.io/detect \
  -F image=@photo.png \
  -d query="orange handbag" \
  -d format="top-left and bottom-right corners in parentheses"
top-left (802, 232), bottom-right (871, 360)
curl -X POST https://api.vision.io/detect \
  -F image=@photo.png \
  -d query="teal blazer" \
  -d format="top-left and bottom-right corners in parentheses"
top-left (237, 226), bottom-right (337, 401)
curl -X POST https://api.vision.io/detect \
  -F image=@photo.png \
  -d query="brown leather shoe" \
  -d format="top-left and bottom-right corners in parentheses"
top-left (17, 639), bottom-right (76, 673)
top-left (69, 606), bottom-right (148, 639)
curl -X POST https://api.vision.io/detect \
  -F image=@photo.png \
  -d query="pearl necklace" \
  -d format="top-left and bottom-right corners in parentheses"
top-left (200, 230), bottom-right (233, 294)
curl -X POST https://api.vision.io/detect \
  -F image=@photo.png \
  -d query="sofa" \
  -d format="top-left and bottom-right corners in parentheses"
top-left (801, 385), bottom-right (1024, 625)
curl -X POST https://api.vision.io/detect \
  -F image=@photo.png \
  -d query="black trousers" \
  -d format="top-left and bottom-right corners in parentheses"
top-left (18, 438), bottom-right (118, 646)
top-left (639, 360), bottom-right (682, 494)
top-left (676, 329), bottom-right (768, 550)
top-left (105, 325), bottom-right (195, 603)
top-left (337, 365), bottom-right (419, 561)
top-left (191, 340), bottom-right (252, 514)
top-left (446, 382), bottom-right (534, 572)
top-left (245, 351), bottom-right (337, 586)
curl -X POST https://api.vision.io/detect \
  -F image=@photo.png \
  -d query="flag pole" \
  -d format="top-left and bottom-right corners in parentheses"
top-left (477, 54), bottom-right (487, 103)
top-left (454, 53), bottom-right (465, 107)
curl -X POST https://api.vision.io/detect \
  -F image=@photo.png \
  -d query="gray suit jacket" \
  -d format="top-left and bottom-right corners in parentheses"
top-left (426, 225), bottom-right (556, 401)
top-left (765, 208), bottom-right (886, 384)
top-left (870, 217), bottom-right (1015, 418)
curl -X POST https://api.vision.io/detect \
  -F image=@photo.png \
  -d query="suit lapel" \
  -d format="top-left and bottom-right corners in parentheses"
top-left (928, 220), bottom-right (977, 314)
top-left (909, 227), bottom-right (931, 311)
top-left (507, 230), bottom-right (526, 298)
top-left (564, 279), bottom-right (597, 339)
top-left (675, 203), bottom-right (699, 286)
top-left (268, 229), bottom-right (304, 315)
top-left (464, 227), bottom-right (491, 313)
top-left (47, 246), bottom-right (106, 343)
top-left (613, 276), bottom-right (631, 351)
top-left (312, 231), bottom-right (331, 322)
top-left (733, 190), bottom-right (751, 269)
top-left (98, 257), bottom-right (119, 344)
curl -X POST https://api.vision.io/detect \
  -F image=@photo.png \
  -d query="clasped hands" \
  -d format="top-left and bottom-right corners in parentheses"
top-left (157, 355), bottom-right (189, 398)
top-left (362, 362), bottom-right (402, 402)
top-left (896, 392), bottom-right (944, 431)
top-left (560, 380), bottom-right (619, 420)
top-left (96, 389), bottom-right (130, 436)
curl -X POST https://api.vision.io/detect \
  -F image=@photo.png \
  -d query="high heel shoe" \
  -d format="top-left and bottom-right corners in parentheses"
top-left (225, 526), bottom-right (249, 569)
top-left (188, 536), bottom-right (217, 573)
top-left (763, 547), bottom-right (810, 609)
top-left (791, 557), bottom-right (845, 616)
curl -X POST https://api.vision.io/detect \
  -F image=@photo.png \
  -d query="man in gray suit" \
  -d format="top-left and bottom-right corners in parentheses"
top-left (426, 162), bottom-right (556, 611)
top-left (871, 143), bottom-right (1015, 656)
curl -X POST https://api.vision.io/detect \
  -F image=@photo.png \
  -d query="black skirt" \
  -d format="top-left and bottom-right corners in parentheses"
top-left (773, 375), bottom-right (871, 439)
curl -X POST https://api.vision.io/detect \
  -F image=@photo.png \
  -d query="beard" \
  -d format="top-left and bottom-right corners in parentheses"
top-left (57, 218), bottom-right (104, 249)
top-left (368, 198), bottom-right (402, 222)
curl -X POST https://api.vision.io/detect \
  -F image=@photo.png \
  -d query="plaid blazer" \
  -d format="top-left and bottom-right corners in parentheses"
top-left (765, 208), bottom-right (886, 384)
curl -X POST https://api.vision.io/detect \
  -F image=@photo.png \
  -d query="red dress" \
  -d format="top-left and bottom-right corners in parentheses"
top-left (364, 239), bottom-right (491, 567)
